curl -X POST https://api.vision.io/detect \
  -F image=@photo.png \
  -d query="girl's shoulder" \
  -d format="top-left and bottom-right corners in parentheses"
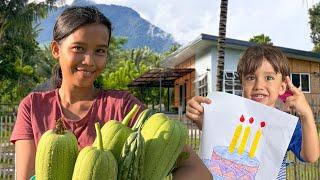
top-left (98, 89), bottom-right (135, 100)
top-left (97, 89), bottom-right (142, 106)
top-left (21, 89), bottom-right (57, 107)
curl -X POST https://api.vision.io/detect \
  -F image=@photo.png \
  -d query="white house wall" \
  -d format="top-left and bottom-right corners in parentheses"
top-left (208, 47), bottom-right (243, 93)
top-left (195, 47), bottom-right (212, 95)
top-left (224, 49), bottom-right (243, 71)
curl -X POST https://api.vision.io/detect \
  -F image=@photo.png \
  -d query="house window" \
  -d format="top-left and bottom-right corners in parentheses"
top-left (291, 73), bottom-right (310, 93)
top-left (195, 74), bottom-right (208, 97)
top-left (224, 71), bottom-right (242, 96)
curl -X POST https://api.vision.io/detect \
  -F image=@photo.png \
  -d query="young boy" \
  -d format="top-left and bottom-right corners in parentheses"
top-left (186, 45), bottom-right (320, 179)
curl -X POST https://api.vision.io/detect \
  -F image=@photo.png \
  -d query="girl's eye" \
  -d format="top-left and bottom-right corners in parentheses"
top-left (72, 46), bottom-right (85, 52)
top-left (266, 76), bottom-right (275, 81)
top-left (96, 48), bottom-right (106, 55)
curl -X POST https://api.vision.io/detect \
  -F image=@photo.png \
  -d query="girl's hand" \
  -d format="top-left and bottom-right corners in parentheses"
top-left (186, 96), bottom-right (211, 130)
top-left (284, 76), bottom-right (313, 121)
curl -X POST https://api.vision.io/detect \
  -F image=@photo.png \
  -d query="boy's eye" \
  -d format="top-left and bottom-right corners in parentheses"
top-left (245, 75), bottom-right (255, 81)
top-left (266, 76), bottom-right (275, 81)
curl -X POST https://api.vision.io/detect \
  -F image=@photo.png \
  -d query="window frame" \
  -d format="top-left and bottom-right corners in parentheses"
top-left (223, 70), bottom-right (242, 96)
top-left (195, 73), bottom-right (208, 97)
top-left (290, 73), bottom-right (310, 93)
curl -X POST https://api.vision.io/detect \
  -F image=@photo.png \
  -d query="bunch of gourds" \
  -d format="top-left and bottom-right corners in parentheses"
top-left (35, 104), bottom-right (188, 180)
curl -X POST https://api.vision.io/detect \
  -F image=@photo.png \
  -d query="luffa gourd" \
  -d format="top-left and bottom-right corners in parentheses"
top-left (92, 104), bottom-right (139, 161)
top-left (35, 118), bottom-right (78, 180)
top-left (72, 123), bottom-right (117, 180)
top-left (141, 113), bottom-right (188, 180)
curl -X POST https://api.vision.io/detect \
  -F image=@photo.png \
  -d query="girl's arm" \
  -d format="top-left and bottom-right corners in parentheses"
top-left (173, 145), bottom-right (212, 180)
top-left (15, 140), bottom-right (36, 180)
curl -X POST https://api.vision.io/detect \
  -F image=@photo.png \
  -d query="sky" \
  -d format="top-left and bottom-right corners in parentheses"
top-left (60, 0), bottom-right (319, 51)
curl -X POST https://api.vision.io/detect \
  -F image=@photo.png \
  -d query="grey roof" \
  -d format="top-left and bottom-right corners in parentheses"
top-left (201, 33), bottom-right (320, 60)
top-left (162, 33), bottom-right (320, 67)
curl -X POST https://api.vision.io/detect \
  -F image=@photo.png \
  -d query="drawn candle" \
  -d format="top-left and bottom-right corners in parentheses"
top-left (228, 115), bottom-right (245, 153)
top-left (238, 117), bottom-right (254, 154)
top-left (249, 121), bottom-right (266, 158)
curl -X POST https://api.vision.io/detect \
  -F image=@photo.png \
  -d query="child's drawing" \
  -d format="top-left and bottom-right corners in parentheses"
top-left (200, 92), bottom-right (298, 179)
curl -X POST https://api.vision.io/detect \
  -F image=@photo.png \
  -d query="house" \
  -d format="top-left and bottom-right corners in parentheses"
top-left (160, 34), bottom-right (320, 115)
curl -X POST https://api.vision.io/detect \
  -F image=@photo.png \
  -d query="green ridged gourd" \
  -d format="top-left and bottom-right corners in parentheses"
top-left (72, 123), bottom-right (117, 180)
top-left (35, 118), bottom-right (78, 180)
top-left (141, 113), bottom-right (188, 180)
top-left (92, 104), bottom-right (139, 161)
top-left (118, 128), bottom-right (145, 180)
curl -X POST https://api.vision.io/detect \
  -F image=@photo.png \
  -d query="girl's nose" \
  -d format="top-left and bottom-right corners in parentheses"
top-left (83, 51), bottom-right (95, 66)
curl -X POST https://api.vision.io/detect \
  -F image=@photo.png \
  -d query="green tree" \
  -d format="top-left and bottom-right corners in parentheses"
top-left (101, 36), bottom-right (165, 108)
top-left (249, 34), bottom-right (273, 45)
top-left (102, 60), bottom-right (147, 90)
top-left (105, 36), bottom-right (128, 72)
top-left (163, 44), bottom-right (180, 57)
top-left (309, 2), bottom-right (320, 52)
top-left (0, 0), bottom-right (57, 103)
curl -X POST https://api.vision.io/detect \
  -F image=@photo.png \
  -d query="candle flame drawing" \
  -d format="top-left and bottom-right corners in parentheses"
top-left (249, 121), bottom-right (266, 158)
top-left (238, 117), bottom-right (254, 154)
top-left (228, 115), bottom-right (245, 153)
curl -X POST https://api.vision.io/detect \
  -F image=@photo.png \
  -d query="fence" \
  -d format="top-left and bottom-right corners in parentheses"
top-left (0, 104), bottom-right (17, 179)
top-left (0, 104), bottom-right (320, 179)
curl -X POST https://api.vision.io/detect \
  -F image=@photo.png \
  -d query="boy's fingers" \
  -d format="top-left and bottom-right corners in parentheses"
top-left (194, 96), bottom-right (212, 104)
top-left (285, 76), bottom-right (300, 94)
top-left (187, 99), bottom-right (204, 113)
top-left (285, 96), bottom-right (295, 102)
top-left (186, 111), bottom-right (201, 122)
top-left (284, 99), bottom-right (295, 109)
top-left (186, 106), bottom-right (200, 115)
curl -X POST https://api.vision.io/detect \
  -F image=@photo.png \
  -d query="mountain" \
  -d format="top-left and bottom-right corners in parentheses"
top-left (36, 0), bottom-right (178, 53)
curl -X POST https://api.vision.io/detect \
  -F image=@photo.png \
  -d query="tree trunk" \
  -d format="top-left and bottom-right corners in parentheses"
top-left (216, 0), bottom-right (228, 92)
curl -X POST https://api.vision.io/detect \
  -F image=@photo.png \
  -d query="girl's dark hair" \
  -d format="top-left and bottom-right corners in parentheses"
top-left (52, 6), bottom-right (112, 88)
top-left (237, 44), bottom-right (290, 82)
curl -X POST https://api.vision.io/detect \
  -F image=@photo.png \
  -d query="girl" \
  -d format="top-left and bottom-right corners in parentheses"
top-left (10, 6), bottom-right (212, 180)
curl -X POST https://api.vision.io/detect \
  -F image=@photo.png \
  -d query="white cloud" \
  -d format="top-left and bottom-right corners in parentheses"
top-left (68, 0), bottom-right (319, 51)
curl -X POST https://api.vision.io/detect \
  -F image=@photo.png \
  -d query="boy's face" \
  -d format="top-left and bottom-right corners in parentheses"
top-left (242, 59), bottom-right (286, 107)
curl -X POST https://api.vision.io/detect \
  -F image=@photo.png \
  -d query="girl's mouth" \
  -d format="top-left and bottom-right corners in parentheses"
top-left (76, 68), bottom-right (94, 78)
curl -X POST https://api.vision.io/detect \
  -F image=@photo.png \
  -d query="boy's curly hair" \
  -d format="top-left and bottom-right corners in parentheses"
top-left (237, 45), bottom-right (290, 82)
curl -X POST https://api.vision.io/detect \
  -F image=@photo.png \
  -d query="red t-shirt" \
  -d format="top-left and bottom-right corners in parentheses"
top-left (10, 89), bottom-right (145, 149)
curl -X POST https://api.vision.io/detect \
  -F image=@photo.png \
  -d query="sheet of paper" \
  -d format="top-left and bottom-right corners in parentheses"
top-left (200, 92), bottom-right (298, 180)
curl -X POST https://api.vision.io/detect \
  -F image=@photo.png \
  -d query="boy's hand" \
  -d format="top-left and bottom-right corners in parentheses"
top-left (186, 96), bottom-right (211, 130)
top-left (284, 76), bottom-right (313, 120)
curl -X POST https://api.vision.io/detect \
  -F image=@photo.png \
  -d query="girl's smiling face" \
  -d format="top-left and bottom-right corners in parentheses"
top-left (52, 24), bottom-right (109, 88)
top-left (242, 59), bottom-right (287, 107)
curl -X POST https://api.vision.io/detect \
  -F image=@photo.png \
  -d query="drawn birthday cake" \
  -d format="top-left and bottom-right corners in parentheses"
top-left (203, 115), bottom-right (266, 180)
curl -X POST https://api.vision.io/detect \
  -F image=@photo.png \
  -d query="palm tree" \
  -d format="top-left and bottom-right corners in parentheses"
top-left (249, 34), bottom-right (273, 45)
top-left (216, 0), bottom-right (229, 92)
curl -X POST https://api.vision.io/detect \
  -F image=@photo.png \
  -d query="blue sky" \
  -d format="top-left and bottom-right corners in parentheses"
top-left (61, 0), bottom-right (319, 51)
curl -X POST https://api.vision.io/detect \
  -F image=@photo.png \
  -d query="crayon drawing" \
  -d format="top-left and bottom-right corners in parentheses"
top-left (200, 92), bottom-right (298, 180)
